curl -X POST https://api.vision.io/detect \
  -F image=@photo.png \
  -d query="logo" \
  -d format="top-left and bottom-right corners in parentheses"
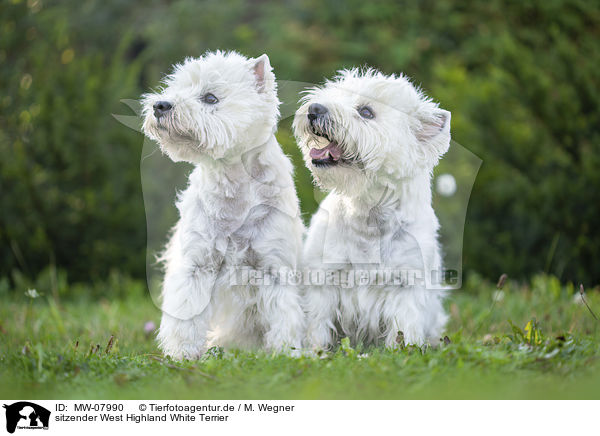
top-left (2, 402), bottom-right (50, 434)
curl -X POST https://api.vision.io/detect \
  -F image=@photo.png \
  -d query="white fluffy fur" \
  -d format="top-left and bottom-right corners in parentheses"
top-left (141, 51), bottom-right (305, 359)
top-left (293, 68), bottom-right (450, 349)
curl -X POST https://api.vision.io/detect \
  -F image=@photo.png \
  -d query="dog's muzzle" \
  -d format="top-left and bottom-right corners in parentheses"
top-left (306, 104), bottom-right (343, 167)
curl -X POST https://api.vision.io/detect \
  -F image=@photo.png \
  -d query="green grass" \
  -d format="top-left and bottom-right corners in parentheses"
top-left (1, 274), bottom-right (599, 399)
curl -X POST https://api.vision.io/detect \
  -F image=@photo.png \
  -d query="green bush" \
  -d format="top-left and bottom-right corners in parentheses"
top-left (0, 0), bottom-right (146, 280)
top-left (1, 0), bottom-right (599, 286)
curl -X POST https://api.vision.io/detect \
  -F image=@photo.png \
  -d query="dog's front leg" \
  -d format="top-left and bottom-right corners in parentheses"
top-left (157, 266), bottom-right (216, 360)
top-left (381, 287), bottom-right (446, 348)
top-left (304, 286), bottom-right (339, 351)
top-left (258, 282), bottom-right (305, 355)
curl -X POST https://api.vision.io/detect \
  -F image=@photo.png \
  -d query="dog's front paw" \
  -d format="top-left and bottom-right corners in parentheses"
top-left (161, 342), bottom-right (206, 361)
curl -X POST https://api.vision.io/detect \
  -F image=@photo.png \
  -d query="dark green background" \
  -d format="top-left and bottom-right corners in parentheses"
top-left (1, 0), bottom-right (599, 289)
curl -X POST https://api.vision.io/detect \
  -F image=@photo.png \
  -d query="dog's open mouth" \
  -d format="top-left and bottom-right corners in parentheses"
top-left (310, 141), bottom-right (342, 167)
top-left (308, 125), bottom-right (346, 167)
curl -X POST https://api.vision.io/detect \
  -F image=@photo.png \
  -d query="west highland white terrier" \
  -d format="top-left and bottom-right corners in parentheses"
top-left (141, 51), bottom-right (305, 359)
top-left (293, 68), bottom-right (450, 349)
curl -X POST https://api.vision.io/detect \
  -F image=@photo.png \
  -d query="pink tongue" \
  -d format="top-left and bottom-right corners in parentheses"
top-left (310, 142), bottom-right (342, 161)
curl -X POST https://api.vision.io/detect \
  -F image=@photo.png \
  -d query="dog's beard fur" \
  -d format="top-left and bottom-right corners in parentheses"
top-left (142, 108), bottom-right (204, 162)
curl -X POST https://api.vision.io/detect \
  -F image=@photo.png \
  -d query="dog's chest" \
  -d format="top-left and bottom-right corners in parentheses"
top-left (323, 204), bottom-right (417, 267)
top-left (178, 171), bottom-right (278, 262)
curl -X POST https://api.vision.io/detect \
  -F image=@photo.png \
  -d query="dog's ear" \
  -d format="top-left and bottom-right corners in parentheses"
top-left (414, 108), bottom-right (451, 165)
top-left (252, 54), bottom-right (273, 93)
top-left (416, 109), bottom-right (450, 143)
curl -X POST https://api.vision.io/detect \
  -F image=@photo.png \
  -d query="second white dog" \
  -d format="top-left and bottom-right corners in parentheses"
top-left (142, 51), bottom-right (305, 359)
top-left (293, 68), bottom-right (450, 349)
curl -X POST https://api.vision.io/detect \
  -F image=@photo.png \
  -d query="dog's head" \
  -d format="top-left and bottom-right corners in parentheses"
top-left (141, 51), bottom-right (279, 163)
top-left (293, 68), bottom-right (450, 193)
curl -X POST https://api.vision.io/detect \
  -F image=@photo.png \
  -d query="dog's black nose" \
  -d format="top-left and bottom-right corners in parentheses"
top-left (308, 103), bottom-right (328, 121)
top-left (153, 101), bottom-right (172, 118)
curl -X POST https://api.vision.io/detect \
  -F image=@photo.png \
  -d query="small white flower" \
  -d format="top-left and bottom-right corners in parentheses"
top-left (436, 173), bottom-right (457, 197)
top-left (573, 293), bottom-right (585, 305)
top-left (492, 290), bottom-right (505, 302)
top-left (25, 288), bottom-right (40, 299)
top-left (357, 353), bottom-right (369, 360)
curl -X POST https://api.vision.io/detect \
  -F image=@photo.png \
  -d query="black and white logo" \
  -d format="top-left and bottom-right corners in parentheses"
top-left (3, 402), bottom-right (50, 434)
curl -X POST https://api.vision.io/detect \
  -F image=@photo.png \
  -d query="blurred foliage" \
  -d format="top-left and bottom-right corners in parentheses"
top-left (1, 0), bottom-right (599, 286)
top-left (0, 0), bottom-right (146, 280)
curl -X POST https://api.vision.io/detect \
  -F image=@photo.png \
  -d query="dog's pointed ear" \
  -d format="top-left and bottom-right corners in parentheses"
top-left (252, 54), bottom-right (272, 93)
top-left (416, 109), bottom-right (450, 143)
top-left (415, 108), bottom-right (451, 165)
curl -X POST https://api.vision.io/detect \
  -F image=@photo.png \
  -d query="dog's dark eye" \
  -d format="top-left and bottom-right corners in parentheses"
top-left (202, 93), bottom-right (219, 104)
top-left (357, 106), bottom-right (375, 119)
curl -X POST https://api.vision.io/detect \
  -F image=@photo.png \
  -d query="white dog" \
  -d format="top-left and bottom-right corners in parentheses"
top-left (293, 68), bottom-right (450, 350)
top-left (141, 51), bottom-right (305, 359)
